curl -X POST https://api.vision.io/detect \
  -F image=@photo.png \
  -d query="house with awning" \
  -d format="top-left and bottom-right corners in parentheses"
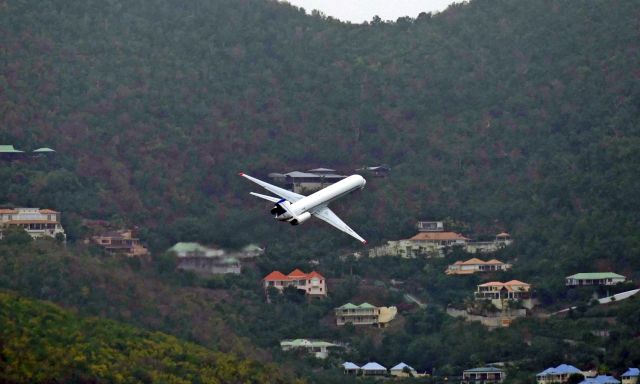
top-left (462, 367), bottom-right (506, 383)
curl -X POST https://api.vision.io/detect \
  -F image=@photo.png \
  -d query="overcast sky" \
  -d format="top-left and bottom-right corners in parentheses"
top-left (281, 0), bottom-right (462, 23)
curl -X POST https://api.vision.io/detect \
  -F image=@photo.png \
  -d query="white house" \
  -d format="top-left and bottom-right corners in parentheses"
top-left (566, 273), bottom-right (626, 286)
top-left (390, 362), bottom-right (417, 377)
top-left (361, 362), bottom-right (387, 376)
top-left (622, 368), bottom-right (639, 384)
top-left (0, 208), bottom-right (66, 241)
top-left (342, 362), bottom-right (360, 375)
top-left (280, 339), bottom-right (339, 359)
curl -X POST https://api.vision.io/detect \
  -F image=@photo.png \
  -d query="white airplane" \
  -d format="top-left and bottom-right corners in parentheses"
top-left (239, 172), bottom-right (367, 244)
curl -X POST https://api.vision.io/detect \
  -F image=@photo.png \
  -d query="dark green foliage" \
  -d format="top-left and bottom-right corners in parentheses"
top-left (0, 227), bottom-right (33, 245)
top-left (0, 290), bottom-right (300, 383)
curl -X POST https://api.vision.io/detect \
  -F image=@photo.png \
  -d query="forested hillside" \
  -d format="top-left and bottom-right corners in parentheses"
top-left (1, 1), bottom-right (640, 381)
top-left (2, 0), bottom-right (640, 275)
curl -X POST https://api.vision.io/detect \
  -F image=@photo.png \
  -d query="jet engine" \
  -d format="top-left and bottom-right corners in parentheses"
top-left (289, 212), bottom-right (311, 225)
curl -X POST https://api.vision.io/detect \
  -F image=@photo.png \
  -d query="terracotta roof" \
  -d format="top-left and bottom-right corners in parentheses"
top-left (504, 280), bottom-right (529, 286)
top-left (263, 271), bottom-right (288, 281)
top-left (479, 281), bottom-right (505, 287)
top-left (5, 220), bottom-right (58, 224)
top-left (408, 232), bottom-right (470, 241)
top-left (307, 271), bottom-right (325, 279)
top-left (0, 209), bottom-right (18, 214)
top-left (496, 232), bottom-right (510, 237)
top-left (486, 259), bottom-right (505, 265)
top-left (462, 258), bottom-right (486, 265)
top-left (264, 269), bottom-right (324, 281)
top-left (39, 209), bottom-right (59, 214)
top-left (288, 268), bottom-right (306, 277)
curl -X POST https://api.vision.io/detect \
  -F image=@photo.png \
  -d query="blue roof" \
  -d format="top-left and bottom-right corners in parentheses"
top-left (622, 368), bottom-right (639, 377)
top-left (342, 362), bottom-right (360, 370)
top-left (538, 364), bottom-right (581, 376)
top-left (361, 362), bottom-right (387, 371)
top-left (579, 375), bottom-right (620, 384)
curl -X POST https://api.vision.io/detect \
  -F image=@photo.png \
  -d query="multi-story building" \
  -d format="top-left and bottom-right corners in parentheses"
top-left (475, 280), bottom-right (532, 309)
top-left (91, 230), bottom-right (149, 257)
top-left (446, 258), bottom-right (512, 275)
top-left (622, 368), bottom-right (639, 384)
top-left (536, 364), bottom-right (584, 384)
top-left (566, 273), bottom-right (626, 287)
top-left (279, 339), bottom-right (340, 359)
top-left (462, 367), bottom-right (506, 384)
top-left (263, 269), bottom-right (327, 297)
top-left (335, 302), bottom-right (397, 327)
top-left (0, 208), bottom-right (66, 240)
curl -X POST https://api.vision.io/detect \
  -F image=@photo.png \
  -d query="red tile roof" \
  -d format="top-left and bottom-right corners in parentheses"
top-left (0, 209), bottom-right (18, 214)
top-left (288, 268), bottom-right (306, 277)
top-left (263, 269), bottom-right (325, 281)
top-left (263, 271), bottom-right (288, 281)
top-left (39, 209), bottom-right (59, 214)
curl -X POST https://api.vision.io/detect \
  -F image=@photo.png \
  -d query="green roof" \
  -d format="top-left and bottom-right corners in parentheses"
top-left (358, 303), bottom-right (375, 309)
top-left (168, 242), bottom-right (208, 253)
top-left (338, 303), bottom-right (358, 309)
top-left (280, 339), bottom-right (337, 348)
top-left (567, 272), bottom-right (625, 280)
top-left (33, 147), bottom-right (55, 153)
top-left (0, 145), bottom-right (23, 153)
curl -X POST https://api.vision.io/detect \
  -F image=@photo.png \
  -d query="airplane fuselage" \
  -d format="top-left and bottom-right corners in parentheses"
top-left (276, 175), bottom-right (366, 221)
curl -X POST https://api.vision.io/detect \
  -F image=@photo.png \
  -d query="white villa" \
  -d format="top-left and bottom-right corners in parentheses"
top-left (0, 208), bottom-right (66, 241)
top-left (334, 302), bottom-right (397, 327)
top-left (446, 258), bottom-right (512, 275)
top-left (280, 339), bottom-right (340, 359)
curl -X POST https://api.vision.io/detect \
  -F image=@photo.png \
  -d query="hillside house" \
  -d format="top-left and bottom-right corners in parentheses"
top-left (475, 280), bottom-right (533, 310)
top-left (0, 208), bottom-right (66, 241)
top-left (280, 339), bottom-right (340, 359)
top-left (263, 269), bottom-right (326, 297)
top-left (465, 233), bottom-right (513, 253)
top-left (390, 362), bottom-right (417, 377)
top-left (622, 368), bottom-right (639, 384)
top-left (361, 362), bottom-right (387, 376)
top-left (536, 364), bottom-right (585, 384)
top-left (356, 165), bottom-right (390, 177)
top-left (566, 273), bottom-right (626, 287)
top-left (446, 258), bottom-right (512, 275)
top-left (335, 302), bottom-right (397, 327)
top-left (343, 362), bottom-right (360, 375)
top-left (91, 230), bottom-right (149, 257)
top-left (462, 367), bottom-right (506, 384)
top-left (168, 242), bottom-right (224, 258)
top-left (268, 169), bottom-right (347, 193)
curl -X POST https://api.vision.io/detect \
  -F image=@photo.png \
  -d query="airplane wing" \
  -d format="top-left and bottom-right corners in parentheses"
top-left (311, 206), bottom-right (367, 244)
top-left (249, 192), bottom-right (281, 203)
top-left (240, 173), bottom-right (305, 202)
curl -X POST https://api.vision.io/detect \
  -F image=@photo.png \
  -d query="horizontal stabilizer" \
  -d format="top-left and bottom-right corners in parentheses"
top-left (249, 192), bottom-right (281, 203)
